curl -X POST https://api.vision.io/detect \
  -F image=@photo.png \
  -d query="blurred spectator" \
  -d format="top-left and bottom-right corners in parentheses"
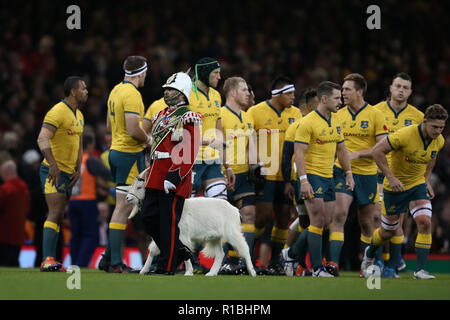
top-left (67, 134), bottom-right (112, 267)
top-left (0, 160), bottom-right (30, 266)
top-left (19, 149), bottom-right (48, 266)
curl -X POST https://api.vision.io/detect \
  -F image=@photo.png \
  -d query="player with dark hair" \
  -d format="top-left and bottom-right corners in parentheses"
top-left (247, 75), bottom-right (301, 274)
top-left (282, 81), bottom-right (354, 277)
top-left (37, 76), bottom-right (88, 271)
top-left (99, 55), bottom-right (151, 273)
top-left (362, 104), bottom-right (447, 280)
top-left (282, 88), bottom-right (317, 276)
top-left (326, 73), bottom-right (388, 276)
top-left (373, 72), bottom-right (424, 277)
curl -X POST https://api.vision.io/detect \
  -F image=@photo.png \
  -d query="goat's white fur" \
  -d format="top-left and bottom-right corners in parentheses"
top-left (139, 197), bottom-right (256, 277)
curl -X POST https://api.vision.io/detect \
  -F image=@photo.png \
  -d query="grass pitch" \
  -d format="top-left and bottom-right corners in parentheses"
top-left (1, 267), bottom-right (450, 300)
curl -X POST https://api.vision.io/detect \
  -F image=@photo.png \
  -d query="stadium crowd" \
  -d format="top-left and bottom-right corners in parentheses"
top-left (0, 1), bottom-right (449, 269)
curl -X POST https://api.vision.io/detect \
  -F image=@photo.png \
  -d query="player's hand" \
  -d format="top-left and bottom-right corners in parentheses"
top-left (345, 172), bottom-right (355, 191)
top-left (284, 182), bottom-right (295, 200)
top-left (426, 181), bottom-right (435, 199)
top-left (209, 138), bottom-right (225, 150)
top-left (300, 181), bottom-right (314, 200)
top-left (387, 175), bottom-right (405, 192)
top-left (48, 163), bottom-right (61, 187)
top-left (68, 168), bottom-right (81, 189)
top-left (225, 168), bottom-right (236, 190)
top-left (164, 180), bottom-right (176, 194)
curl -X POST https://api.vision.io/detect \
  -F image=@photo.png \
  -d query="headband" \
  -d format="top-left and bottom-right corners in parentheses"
top-left (271, 84), bottom-right (295, 97)
top-left (124, 62), bottom-right (148, 77)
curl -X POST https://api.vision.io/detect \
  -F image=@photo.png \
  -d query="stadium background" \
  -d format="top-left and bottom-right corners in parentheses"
top-left (0, 0), bottom-right (449, 270)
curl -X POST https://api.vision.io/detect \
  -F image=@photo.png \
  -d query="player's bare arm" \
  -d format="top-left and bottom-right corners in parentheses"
top-left (142, 117), bottom-right (153, 134)
top-left (106, 112), bottom-right (111, 133)
top-left (372, 137), bottom-right (405, 192)
top-left (424, 157), bottom-right (437, 199)
top-left (37, 124), bottom-right (60, 186)
top-left (216, 118), bottom-right (235, 189)
top-left (294, 142), bottom-right (313, 200)
top-left (125, 113), bottom-right (151, 146)
top-left (68, 135), bottom-right (83, 189)
top-left (349, 134), bottom-right (387, 160)
top-left (336, 141), bottom-right (355, 191)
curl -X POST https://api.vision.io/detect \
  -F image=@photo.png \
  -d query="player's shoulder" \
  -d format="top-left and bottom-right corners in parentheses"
top-left (209, 87), bottom-right (221, 98)
top-left (396, 123), bottom-right (418, 136)
top-left (437, 134), bottom-right (445, 148)
top-left (149, 97), bottom-right (166, 109)
top-left (249, 100), bottom-right (267, 110)
top-left (367, 104), bottom-right (385, 117)
top-left (406, 104), bottom-right (424, 117)
top-left (336, 106), bottom-right (348, 116)
top-left (49, 100), bottom-right (73, 115)
top-left (373, 100), bottom-right (388, 110)
top-left (285, 105), bottom-right (301, 115)
top-left (299, 110), bottom-right (317, 125)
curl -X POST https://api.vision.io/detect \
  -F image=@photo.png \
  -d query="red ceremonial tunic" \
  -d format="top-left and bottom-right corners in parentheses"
top-left (145, 107), bottom-right (201, 198)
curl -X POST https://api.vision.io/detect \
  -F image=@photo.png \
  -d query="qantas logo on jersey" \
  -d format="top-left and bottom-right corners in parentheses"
top-left (405, 156), bottom-right (428, 164)
top-left (202, 112), bottom-right (220, 117)
top-left (316, 138), bottom-right (340, 145)
top-left (67, 129), bottom-right (73, 135)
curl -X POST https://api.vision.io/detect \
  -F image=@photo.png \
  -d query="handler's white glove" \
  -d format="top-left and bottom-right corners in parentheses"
top-left (164, 180), bottom-right (176, 194)
top-left (126, 193), bottom-right (140, 206)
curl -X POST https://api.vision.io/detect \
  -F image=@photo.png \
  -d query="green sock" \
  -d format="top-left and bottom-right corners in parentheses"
top-left (329, 232), bottom-right (344, 264)
top-left (387, 243), bottom-right (402, 269)
top-left (243, 231), bottom-right (255, 261)
top-left (103, 243), bottom-right (111, 260)
top-left (416, 247), bottom-right (430, 271)
top-left (42, 227), bottom-right (57, 260)
top-left (291, 229), bottom-right (308, 258)
top-left (374, 246), bottom-right (383, 262)
top-left (109, 226), bottom-right (126, 265)
top-left (269, 227), bottom-right (288, 266)
top-left (307, 226), bottom-right (323, 269)
top-left (361, 240), bottom-right (371, 256)
top-left (221, 242), bottom-right (231, 264)
top-left (415, 233), bottom-right (432, 271)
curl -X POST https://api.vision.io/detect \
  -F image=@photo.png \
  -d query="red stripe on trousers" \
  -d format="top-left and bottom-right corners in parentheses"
top-left (166, 196), bottom-right (177, 272)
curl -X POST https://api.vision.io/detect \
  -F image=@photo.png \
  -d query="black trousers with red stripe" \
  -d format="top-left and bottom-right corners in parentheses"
top-left (141, 188), bottom-right (185, 273)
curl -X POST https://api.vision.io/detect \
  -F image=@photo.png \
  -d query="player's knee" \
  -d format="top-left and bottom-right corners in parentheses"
top-left (240, 200), bottom-right (256, 224)
top-left (204, 180), bottom-right (228, 200)
top-left (381, 214), bottom-right (400, 231)
top-left (416, 215), bottom-right (431, 232)
top-left (332, 210), bottom-right (347, 227)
